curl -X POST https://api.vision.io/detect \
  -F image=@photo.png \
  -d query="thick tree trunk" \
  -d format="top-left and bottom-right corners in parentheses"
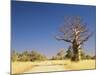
top-left (71, 48), bottom-right (79, 61)
top-left (71, 40), bottom-right (81, 61)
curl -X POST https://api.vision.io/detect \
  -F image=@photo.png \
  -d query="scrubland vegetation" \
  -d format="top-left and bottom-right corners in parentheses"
top-left (11, 49), bottom-right (95, 74)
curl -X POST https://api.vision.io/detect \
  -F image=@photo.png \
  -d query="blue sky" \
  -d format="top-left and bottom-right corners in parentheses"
top-left (11, 1), bottom-right (96, 58)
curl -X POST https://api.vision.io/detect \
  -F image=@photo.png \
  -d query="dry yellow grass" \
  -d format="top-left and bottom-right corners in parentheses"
top-left (12, 60), bottom-right (96, 74)
top-left (12, 62), bottom-right (34, 74)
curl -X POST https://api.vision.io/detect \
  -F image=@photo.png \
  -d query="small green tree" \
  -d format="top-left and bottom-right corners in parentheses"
top-left (85, 55), bottom-right (92, 59)
top-left (65, 46), bottom-right (72, 59)
top-left (80, 50), bottom-right (86, 59)
top-left (52, 50), bottom-right (65, 60)
top-left (91, 55), bottom-right (96, 59)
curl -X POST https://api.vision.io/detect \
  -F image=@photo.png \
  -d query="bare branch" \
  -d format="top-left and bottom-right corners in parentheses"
top-left (55, 36), bottom-right (72, 43)
top-left (79, 32), bottom-right (93, 45)
top-left (56, 16), bottom-right (92, 48)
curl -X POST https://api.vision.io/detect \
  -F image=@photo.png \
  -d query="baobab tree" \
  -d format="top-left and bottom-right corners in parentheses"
top-left (56, 16), bottom-right (92, 61)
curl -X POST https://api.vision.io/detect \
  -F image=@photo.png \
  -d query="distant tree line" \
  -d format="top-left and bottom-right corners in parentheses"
top-left (51, 48), bottom-right (96, 60)
top-left (11, 50), bottom-right (47, 62)
top-left (12, 49), bottom-right (95, 62)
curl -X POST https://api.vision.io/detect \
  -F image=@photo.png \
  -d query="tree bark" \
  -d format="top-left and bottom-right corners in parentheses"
top-left (71, 39), bottom-right (81, 61)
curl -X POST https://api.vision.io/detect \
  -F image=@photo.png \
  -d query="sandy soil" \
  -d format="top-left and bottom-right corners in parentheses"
top-left (12, 60), bottom-right (96, 74)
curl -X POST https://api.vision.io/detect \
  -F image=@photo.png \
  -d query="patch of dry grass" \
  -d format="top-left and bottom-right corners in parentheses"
top-left (12, 62), bottom-right (34, 74)
top-left (64, 60), bottom-right (96, 70)
top-left (12, 60), bottom-right (96, 74)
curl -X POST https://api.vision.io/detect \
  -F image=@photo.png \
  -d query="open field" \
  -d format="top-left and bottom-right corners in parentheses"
top-left (12, 60), bottom-right (96, 74)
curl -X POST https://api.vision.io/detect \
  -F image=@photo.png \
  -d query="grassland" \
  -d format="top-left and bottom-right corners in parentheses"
top-left (12, 60), bottom-right (96, 74)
